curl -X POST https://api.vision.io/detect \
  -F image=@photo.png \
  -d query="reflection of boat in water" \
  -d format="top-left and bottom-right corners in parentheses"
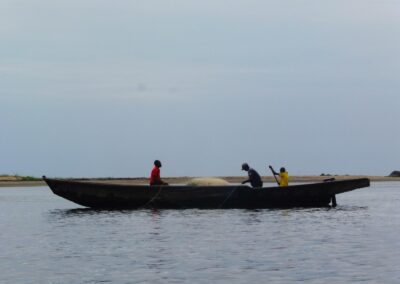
top-left (43, 176), bottom-right (370, 209)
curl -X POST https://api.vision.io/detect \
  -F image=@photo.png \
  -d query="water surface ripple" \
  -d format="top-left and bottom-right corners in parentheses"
top-left (1, 182), bottom-right (399, 283)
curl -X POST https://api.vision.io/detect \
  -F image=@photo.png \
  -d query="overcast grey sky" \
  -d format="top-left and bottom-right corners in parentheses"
top-left (1, 0), bottom-right (399, 177)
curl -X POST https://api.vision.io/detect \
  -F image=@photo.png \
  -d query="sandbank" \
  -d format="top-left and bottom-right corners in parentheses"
top-left (1, 175), bottom-right (399, 187)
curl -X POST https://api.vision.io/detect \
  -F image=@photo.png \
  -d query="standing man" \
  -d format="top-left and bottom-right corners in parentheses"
top-left (269, 165), bottom-right (289, 187)
top-left (150, 160), bottom-right (168, 186)
top-left (241, 163), bottom-right (263, 188)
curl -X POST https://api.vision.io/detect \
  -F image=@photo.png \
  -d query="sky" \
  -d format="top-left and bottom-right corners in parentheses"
top-left (0, 0), bottom-right (399, 178)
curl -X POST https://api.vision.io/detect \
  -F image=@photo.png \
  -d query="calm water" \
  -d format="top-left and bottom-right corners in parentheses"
top-left (1, 182), bottom-right (399, 284)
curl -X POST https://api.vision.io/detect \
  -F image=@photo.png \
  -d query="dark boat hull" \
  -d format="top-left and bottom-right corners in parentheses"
top-left (43, 177), bottom-right (370, 209)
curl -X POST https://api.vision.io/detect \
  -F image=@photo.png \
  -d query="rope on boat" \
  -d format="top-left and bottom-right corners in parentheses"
top-left (139, 186), bottom-right (164, 209)
top-left (218, 186), bottom-right (240, 208)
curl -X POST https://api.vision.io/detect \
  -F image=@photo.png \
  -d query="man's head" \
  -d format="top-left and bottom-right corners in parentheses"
top-left (154, 160), bottom-right (162, 168)
top-left (241, 163), bottom-right (249, 171)
top-left (280, 167), bottom-right (286, 173)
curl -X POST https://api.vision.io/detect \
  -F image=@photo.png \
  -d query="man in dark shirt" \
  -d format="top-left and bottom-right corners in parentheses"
top-left (241, 163), bottom-right (263, 188)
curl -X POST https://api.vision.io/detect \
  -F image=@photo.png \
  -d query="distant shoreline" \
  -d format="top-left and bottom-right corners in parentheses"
top-left (1, 175), bottom-right (399, 187)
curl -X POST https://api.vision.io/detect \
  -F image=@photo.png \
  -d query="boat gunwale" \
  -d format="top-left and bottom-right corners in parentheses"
top-left (43, 177), bottom-right (370, 191)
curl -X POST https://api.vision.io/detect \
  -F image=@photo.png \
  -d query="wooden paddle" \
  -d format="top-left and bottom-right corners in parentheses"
top-left (269, 165), bottom-right (280, 186)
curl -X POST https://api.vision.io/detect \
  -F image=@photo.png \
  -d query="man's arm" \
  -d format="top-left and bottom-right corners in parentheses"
top-left (269, 165), bottom-right (278, 175)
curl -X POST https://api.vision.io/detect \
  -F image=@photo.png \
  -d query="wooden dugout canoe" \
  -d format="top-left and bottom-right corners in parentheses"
top-left (43, 176), bottom-right (370, 209)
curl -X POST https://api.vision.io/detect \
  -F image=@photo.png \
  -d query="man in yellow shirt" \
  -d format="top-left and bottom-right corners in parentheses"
top-left (269, 166), bottom-right (289, 187)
